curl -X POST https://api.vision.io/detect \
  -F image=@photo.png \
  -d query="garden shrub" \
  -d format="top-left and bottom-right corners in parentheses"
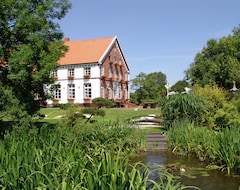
top-left (214, 101), bottom-right (240, 128)
top-left (81, 107), bottom-right (105, 117)
top-left (92, 97), bottom-right (115, 108)
top-left (161, 94), bottom-right (206, 128)
top-left (192, 84), bottom-right (227, 126)
top-left (52, 103), bottom-right (73, 109)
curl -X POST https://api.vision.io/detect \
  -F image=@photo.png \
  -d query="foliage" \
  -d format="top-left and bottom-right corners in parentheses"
top-left (167, 120), bottom-right (240, 175)
top-left (0, 0), bottom-right (72, 115)
top-left (192, 84), bottom-right (227, 126)
top-left (92, 97), bottom-right (115, 108)
top-left (81, 107), bottom-right (105, 117)
top-left (214, 100), bottom-right (240, 128)
top-left (0, 119), bottom-right (192, 189)
top-left (171, 80), bottom-right (189, 93)
top-left (131, 72), bottom-right (167, 104)
top-left (185, 26), bottom-right (240, 89)
top-left (161, 94), bottom-right (206, 128)
top-left (52, 103), bottom-right (74, 110)
top-left (130, 92), bottom-right (138, 104)
top-left (0, 82), bottom-right (26, 122)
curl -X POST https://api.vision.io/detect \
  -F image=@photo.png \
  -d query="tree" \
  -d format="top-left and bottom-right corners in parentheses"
top-left (0, 0), bottom-right (71, 115)
top-left (185, 26), bottom-right (240, 89)
top-left (171, 80), bottom-right (189, 93)
top-left (0, 82), bottom-right (27, 122)
top-left (131, 72), bottom-right (167, 104)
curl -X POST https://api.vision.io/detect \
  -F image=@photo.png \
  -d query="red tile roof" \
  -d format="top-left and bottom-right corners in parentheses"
top-left (59, 36), bottom-right (116, 65)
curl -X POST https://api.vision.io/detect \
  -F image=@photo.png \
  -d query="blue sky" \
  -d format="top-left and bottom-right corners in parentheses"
top-left (58, 0), bottom-right (240, 85)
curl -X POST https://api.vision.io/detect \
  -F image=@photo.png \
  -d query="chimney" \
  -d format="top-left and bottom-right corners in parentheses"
top-left (64, 37), bottom-right (70, 42)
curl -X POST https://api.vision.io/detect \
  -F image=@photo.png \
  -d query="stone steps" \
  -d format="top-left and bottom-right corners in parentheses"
top-left (146, 132), bottom-right (167, 151)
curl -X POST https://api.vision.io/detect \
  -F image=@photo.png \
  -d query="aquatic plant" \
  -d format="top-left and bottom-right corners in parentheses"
top-left (167, 120), bottom-right (240, 174)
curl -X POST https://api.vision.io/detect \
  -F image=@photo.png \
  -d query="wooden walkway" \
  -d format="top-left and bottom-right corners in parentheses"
top-left (146, 132), bottom-right (167, 151)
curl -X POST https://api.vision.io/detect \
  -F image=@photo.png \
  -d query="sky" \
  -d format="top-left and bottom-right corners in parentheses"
top-left (58, 0), bottom-right (240, 85)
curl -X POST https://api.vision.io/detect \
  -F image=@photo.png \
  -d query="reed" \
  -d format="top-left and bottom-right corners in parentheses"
top-left (167, 120), bottom-right (240, 174)
top-left (0, 120), bottom-right (191, 189)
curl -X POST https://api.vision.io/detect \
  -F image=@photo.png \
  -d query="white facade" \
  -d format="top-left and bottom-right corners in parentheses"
top-left (48, 63), bottom-right (101, 104)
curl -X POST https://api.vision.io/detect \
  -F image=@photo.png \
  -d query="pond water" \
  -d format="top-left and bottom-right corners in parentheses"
top-left (131, 151), bottom-right (240, 190)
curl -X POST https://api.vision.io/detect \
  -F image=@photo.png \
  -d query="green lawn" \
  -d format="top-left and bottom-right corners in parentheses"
top-left (39, 107), bottom-right (164, 132)
top-left (40, 107), bottom-right (161, 122)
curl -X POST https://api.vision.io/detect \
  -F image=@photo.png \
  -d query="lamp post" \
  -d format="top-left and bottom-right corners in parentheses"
top-left (230, 81), bottom-right (238, 92)
top-left (164, 83), bottom-right (171, 99)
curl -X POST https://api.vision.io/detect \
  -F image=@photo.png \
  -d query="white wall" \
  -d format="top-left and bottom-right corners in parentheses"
top-left (48, 64), bottom-right (101, 104)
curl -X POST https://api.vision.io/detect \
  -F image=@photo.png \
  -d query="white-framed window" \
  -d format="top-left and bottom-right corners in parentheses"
top-left (68, 68), bottom-right (74, 77)
top-left (84, 67), bottom-right (91, 76)
top-left (119, 68), bottom-right (122, 80)
top-left (114, 56), bottom-right (117, 63)
top-left (53, 85), bottom-right (61, 99)
top-left (100, 66), bottom-right (104, 76)
top-left (68, 84), bottom-right (75, 99)
top-left (84, 83), bottom-right (92, 98)
top-left (52, 70), bottom-right (58, 78)
top-left (114, 67), bottom-right (118, 79)
top-left (108, 67), bottom-right (112, 78)
top-left (108, 88), bottom-right (112, 99)
top-left (100, 84), bottom-right (104, 98)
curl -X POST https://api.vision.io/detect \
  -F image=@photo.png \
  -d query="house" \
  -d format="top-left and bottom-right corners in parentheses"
top-left (47, 36), bottom-right (130, 107)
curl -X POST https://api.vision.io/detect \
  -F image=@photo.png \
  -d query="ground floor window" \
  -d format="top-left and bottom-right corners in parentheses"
top-left (53, 85), bottom-right (61, 99)
top-left (84, 83), bottom-right (91, 98)
top-left (68, 84), bottom-right (75, 99)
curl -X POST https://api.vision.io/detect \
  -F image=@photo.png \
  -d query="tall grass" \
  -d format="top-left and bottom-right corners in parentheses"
top-left (167, 120), bottom-right (240, 174)
top-left (0, 120), bottom-right (192, 189)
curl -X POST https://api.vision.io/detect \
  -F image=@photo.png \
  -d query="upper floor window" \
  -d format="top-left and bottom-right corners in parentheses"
top-left (114, 68), bottom-right (118, 79)
top-left (68, 68), bottom-right (74, 77)
top-left (108, 67), bottom-right (112, 78)
top-left (100, 66), bottom-right (104, 76)
top-left (68, 84), bottom-right (75, 99)
top-left (52, 70), bottom-right (58, 78)
top-left (114, 56), bottom-right (117, 63)
top-left (84, 67), bottom-right (91, 76)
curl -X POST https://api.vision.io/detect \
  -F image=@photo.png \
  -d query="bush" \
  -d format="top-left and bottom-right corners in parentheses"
top-left (52, 103), bottom-right (73, 110)
top-left (92, 97), bottom-right (115, 108)
top-left (192, 84), bottom-right (227, 126)
top-left (214, 100), bottom-right (240, 128)
top-left (81, 107), bottom-right (105, 117)
top-left (161, 94), bottom-right (206, 128)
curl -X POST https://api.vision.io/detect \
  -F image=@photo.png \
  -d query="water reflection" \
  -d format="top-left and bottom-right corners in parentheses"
top-left (131, 151), bottom-right (240, 190)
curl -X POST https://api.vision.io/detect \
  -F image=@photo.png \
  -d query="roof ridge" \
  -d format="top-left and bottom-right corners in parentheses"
top-left (63, 36), bottom-right (116, 42)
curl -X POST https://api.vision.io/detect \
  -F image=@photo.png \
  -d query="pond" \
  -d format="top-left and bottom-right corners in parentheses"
top-left (131, 151), bottom-right (240, 190)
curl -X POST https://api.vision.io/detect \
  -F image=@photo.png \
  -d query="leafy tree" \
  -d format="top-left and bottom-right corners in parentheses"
top-left (185, 26), bottom-right (240, 89)
top-left (0, 0), bottom-right (71, 115)
top-left (0, 82), bottom-right (27, 122)
top-left (171, 80), bottom-right (189, 93)
top-left (131, 72), bottom-right (167, 104)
